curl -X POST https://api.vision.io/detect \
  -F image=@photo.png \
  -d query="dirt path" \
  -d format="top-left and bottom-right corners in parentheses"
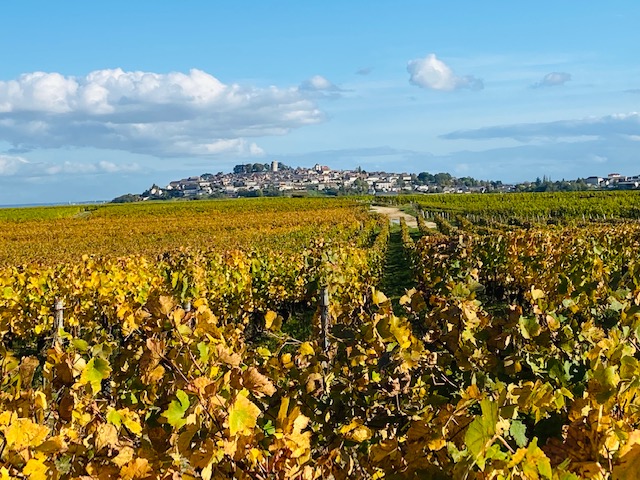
top-left (370, 205), bottom-right (436, 230)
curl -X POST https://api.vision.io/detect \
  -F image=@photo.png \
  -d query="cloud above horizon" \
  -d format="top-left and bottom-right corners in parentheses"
top-left (407, 54), bottom-right (483, 91)
top-left (298, 75), bottom-right (344, 99)
top-left (531, 71), bottom-right (572, 88)
top-left (0, 68), bottom-right (328, 158)
top-left (355, 67), bottom-right (373, 76)
top-left (440, 112), bottom-right (640, 141)
top-left (0, 153), bottom-right (139, 177)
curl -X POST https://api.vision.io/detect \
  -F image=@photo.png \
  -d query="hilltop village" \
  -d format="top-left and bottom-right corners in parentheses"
top-left (113, 162), bottom-right (640, 202)
top-left (126, 161), bottom-right (506, 202)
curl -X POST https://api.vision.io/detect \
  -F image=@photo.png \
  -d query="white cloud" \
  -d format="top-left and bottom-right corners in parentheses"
top-left (43, 161), bottom-right (140, 175)
top-left (298, 75), bottom-right (345, 99)
top-left (590, 154), bottom-right (608, 164)
top-left (0, 154), bottom-right (139, 177)
top-left (0, 68), bottom-right (327, 158)
top-left (299, 75), bottom-right (336, 91)
top-left (407, 54), bottom-right (483, 91)
top-left (0, 155), bottom-right (29, 175)
top-left (531, 71), bottom-right (572, 88)
top-left (441, 112), bottom-right (640, 141)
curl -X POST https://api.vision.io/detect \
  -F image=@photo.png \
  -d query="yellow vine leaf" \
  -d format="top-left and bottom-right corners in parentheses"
top-left (298, 342), bottom-right (315, 357)
top-left (228, 394), bottom-right (261, 436)
top-left (158, 295), bottom-right (175, 316)
top-left (22, 456), bottom-right (48, 480)
top-left (0, 411), bottom-right (13, 426)
top-left (530, 287), bottom-right (545, 301)
top-left (113, 446), bottom-right (135, 467)
top-left (286, 414), bottom-right (312, 458)
top-left (277, 397), bottom-right (291, 428)
top-left (3, 417), bottom-right (49, 451)
top-left (280, 353), bottom-right (295, 369)
top-left (389, 316), bottom-right (412, 349)
top-left (264, 310), bottom-right (281, 330)
top-left (613, 430), bottom-right (640, 480)
top-left (372, 289), bottom-right (388, 306)
top-left (95, 423), bottom-right (119, 452)
top-left (120, 458), bottom-right (152, 480)
top-left (123, 415), bottom-right (143, 436)
top-left (340, 419), bottom-right (372, 443)
top-left (370, 439), bottom-right (399, 463)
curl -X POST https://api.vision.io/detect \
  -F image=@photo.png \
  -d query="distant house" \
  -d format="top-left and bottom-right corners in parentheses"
top-left (607, 173), bottom-right (624, 183)
top-left (374, 181), bottom-right (394, 192)
top-left (585, 176), bottom-right (604, 186)
top-left (617, 179), bottom-right (640, 190)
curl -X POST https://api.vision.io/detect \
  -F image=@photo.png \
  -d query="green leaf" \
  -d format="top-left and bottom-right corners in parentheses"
top-left (262, 420), bottom-right (275, 436)
top-left (197, 342), bottom-right (210, 364)
top-left (79, 357), bottom-right (112, 395)
top-left (163, 390), bottom-right (190, 429)
top-left (522, 438), bottom-right (552, 480)
top-left (464, 399), bottom-right (497, 468)
top-left (519, 316), bottom-right (541, 339)
top-left (228, 394), bottom-right (261, 436)
top-left (509, 419), bottom-right (528, 448)
top-left (592, 364), bottom-right (620, 403)
top-left (608, 297), bottom-right (625, 312)
top-left (71, 339), bottom-right (89, 352)
top-left (106, 408), bottom-right (123, 427)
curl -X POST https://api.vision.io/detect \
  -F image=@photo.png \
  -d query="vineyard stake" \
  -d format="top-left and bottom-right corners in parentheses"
top-left (320, 288), bottom-right (330, 353)
top-left (53, 298), bottom-right (64, 345)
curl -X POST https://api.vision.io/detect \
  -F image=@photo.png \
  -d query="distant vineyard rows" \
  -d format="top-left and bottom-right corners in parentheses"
top-left (2, 195), bottom-right (640, 478)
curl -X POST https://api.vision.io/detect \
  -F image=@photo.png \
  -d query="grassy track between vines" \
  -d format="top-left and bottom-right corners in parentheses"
top-left (379, 225), bottom-right (416, 311)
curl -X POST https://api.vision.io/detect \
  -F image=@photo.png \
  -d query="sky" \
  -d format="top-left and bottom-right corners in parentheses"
top-left (1, 1), bottom-right (639, 204)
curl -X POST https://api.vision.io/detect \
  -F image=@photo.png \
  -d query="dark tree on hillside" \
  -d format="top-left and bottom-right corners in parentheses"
top-left (111, 193), bottom-right (142, 203)
top-left (434, 172), bottom-right (453, 186)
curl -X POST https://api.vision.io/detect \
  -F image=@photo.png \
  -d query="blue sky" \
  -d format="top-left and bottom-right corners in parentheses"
top-left (1, 1), bottom-right (639, 203)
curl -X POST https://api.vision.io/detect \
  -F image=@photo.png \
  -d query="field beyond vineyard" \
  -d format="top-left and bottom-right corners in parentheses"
top-left (3, 192), bottom-right (640, 479)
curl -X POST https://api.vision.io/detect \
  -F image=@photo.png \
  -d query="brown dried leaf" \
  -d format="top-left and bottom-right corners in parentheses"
top-left (95, 423), bottom-right (119, 452)
top-left (58, 390), bottom-right (74, 422)
top-left (243, 367), bottom-right (276, 397)
top-left (19, 356), bottom-right (40, 388)
top-left (216, 344), bottom-right (241, 367)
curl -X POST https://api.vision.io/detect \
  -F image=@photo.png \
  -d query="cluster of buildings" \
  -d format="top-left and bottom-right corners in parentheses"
top-left (149, 162), bottom-right (483, 199)
top-left (585, 173), bottom-right (640, 189)
top-left (136, 164), bottom-right (640, 202)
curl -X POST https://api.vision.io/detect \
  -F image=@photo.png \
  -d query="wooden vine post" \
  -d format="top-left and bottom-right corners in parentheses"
top-left (53, 297), bottom-right (64, 346)
top-left (320, 287), bottom-right (330, 353)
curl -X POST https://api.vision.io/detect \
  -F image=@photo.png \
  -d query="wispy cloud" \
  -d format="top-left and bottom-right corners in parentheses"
top-left (0, 68), bottom-right (329, 158)
top-left (298, 75), bottom-right (345, 99)
top-left (355, 67), bottom-right (373, 76)
top-left (531, 71), bottom-right (572, 88)
top-left (440, 112), bottom-right (640, 141)
top-left (407, 54), bottom-right (483, 91)
top-left (0, 154), bottom-right (139, 177)
top-left (0, 155), bottom-right (29, 176)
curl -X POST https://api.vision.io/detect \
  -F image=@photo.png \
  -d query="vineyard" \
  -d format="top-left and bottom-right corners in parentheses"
top-left (2, 194), bottom-right (640, 479)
